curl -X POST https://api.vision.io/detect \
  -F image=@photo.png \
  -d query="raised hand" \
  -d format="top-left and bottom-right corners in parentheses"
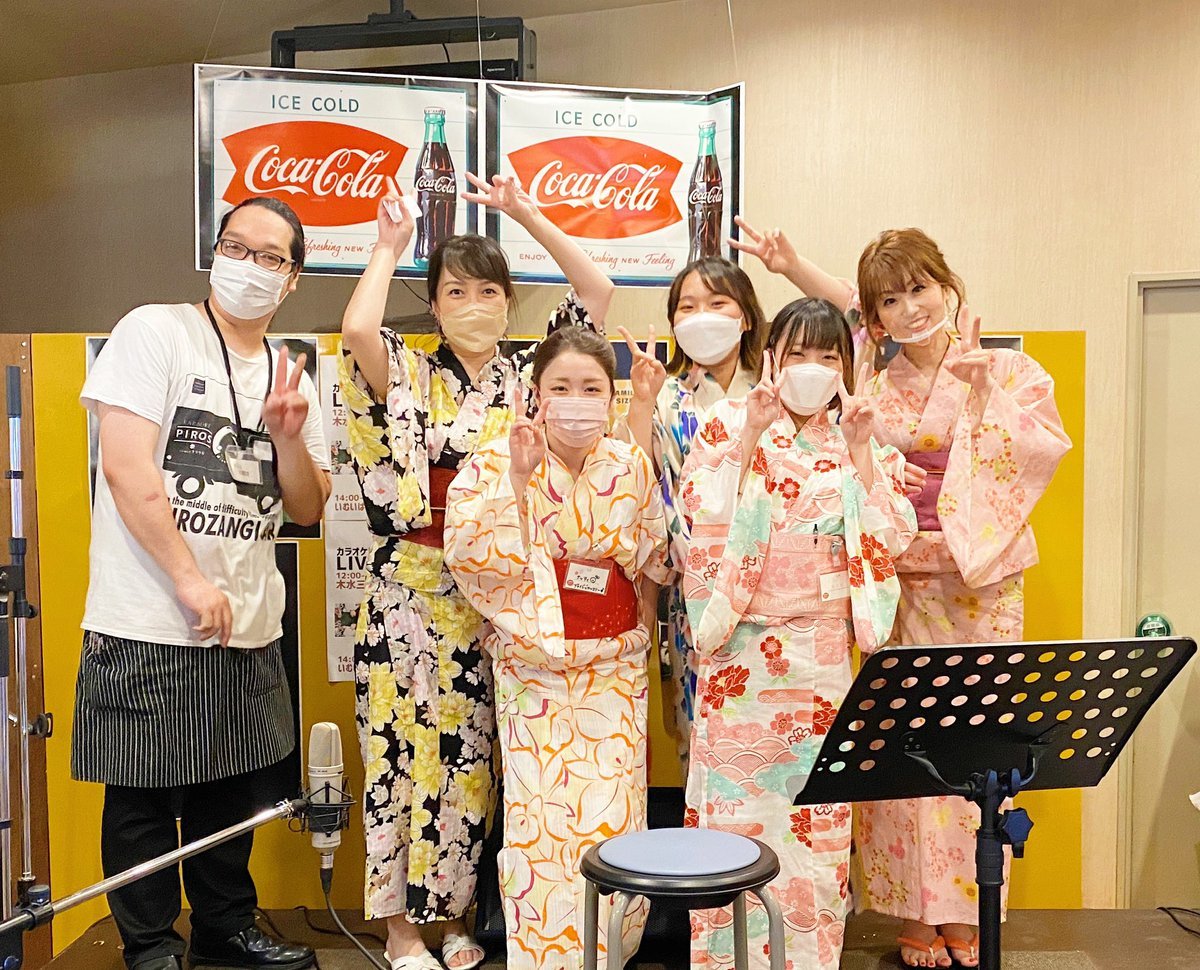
top-left (263, 345), bottom-right (309, 442)
top-left (377, 176), bottom-right (415, 258)
top-left (745, 350), bottom-right (784, 436)
top-left (509, 385), bottom-right (547, 483)
top-left (728, 215), bottom-right (800, 277)
top-left (618, 324), bottom-right (667, 405)
top-left (945, 303), bottom-right (993, 397)
top-left (462, 171), bottom-right (539, 225)
top-left (837, 357), bottom-right (878, 452)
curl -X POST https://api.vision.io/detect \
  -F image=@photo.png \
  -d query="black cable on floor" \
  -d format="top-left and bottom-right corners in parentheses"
top-left (1158, 906), bottom-right (1200, 939)
top-left (294, 903), bottom-right (388, 948)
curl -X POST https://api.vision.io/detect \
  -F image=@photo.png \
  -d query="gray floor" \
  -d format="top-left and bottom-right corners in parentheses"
top-left (45, 908), bottom-right (1200, 969)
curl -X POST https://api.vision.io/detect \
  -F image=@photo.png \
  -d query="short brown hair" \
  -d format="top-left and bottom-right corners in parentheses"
top-left (427, 234), bottom-right (517, 307)
top-left (857, 228), bottom-right (965, 334)
top-left (531, 327), bottom-right (617, 393)
top-left (665, 257), bottom-right (765, 376)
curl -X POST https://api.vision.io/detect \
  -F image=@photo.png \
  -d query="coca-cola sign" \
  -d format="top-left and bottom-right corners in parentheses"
top-left (221, 121), bottom-right (409, 227)
top-left (507, 136), bottom-right (683, 240)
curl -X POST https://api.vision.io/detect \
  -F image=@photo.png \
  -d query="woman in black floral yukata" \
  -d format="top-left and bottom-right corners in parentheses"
top-left (339, 172), bottom-right (614, 970)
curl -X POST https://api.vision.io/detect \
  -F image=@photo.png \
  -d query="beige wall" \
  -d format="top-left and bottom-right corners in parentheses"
top-left (3, 0), bottom-right (1197, 904)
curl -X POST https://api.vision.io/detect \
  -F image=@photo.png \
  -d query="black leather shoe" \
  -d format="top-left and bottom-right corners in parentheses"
top-left (132, 958), bottom-right (183, 970)
top-left (188, 925), bottom-right (314, 969)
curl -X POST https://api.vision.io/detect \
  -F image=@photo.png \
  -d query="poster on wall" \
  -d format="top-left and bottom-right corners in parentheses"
top-left (195, 64), bottom-right (480, 278)
top-left (486, 81), bottom-right (743, 286)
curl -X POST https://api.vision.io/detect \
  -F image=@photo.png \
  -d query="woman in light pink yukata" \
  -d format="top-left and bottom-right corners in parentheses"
top-left (732, 223), bottom-right (1072, 969)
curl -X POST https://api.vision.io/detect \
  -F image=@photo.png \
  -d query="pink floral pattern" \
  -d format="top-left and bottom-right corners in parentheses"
top-left (852, 332), bottom-right (1069, 925)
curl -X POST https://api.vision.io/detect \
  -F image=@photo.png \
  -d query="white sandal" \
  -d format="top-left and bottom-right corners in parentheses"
top-left (385, 950), bottom-right (443, 970)
top-left (440, 932), bottom-right (485, 970)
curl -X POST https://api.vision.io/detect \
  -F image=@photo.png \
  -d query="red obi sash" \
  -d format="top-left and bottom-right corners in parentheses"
top-left (405, 466), bottom-right (458, 549)
top-left (552, 557), bottom-right (638, 640)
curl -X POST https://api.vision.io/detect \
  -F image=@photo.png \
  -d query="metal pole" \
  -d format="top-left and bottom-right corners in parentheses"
top-left (7, 368), bottom-right (31, 892)
top-left (0, 798), bottom-right (304, 937)
top-left (0, 607), bottom-right (10, 921)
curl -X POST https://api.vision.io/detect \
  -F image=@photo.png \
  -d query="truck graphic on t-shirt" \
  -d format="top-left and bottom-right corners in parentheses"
top-left (163, 406), bottom-right (279, 513)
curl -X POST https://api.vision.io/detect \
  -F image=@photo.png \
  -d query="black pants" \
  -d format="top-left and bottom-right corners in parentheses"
top-left (102, 770), bottom-right (261, 968)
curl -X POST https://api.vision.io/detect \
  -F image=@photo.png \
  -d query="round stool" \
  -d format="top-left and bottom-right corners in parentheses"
top-left (580, 828), bottom-right (785, 970)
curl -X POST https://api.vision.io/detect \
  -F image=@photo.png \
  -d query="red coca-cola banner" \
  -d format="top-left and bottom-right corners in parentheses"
top-left (508, 136), bottom-right (683, 239)
top-left (221, 122), bottom-right (409, 227)
top-left (487, 81), bottom-right (742, 287)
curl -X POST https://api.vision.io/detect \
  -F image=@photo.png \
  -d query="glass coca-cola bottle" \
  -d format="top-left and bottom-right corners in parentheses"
top-left (687, 121), bottom-right (724, 262)
top-left (414, 107), bottom-right (457, 267)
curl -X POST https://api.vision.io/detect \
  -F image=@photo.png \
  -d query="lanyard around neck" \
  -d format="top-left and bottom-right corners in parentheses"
top-left (204, 299), bottom-right (271, 437)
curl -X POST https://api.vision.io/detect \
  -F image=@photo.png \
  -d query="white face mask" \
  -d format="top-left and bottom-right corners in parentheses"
top-left (209, 254), bottom-right (290, 320)
top-left (544, 397), bottom-right (609, 448)
top-left (672, 311), bottom-right (743, 366)
top-left (891, 314), bottom-right (950, 345)
top-left (439, 302), bottom-right (509, 355)
top-left (779, 363), bottom-right (840, 416)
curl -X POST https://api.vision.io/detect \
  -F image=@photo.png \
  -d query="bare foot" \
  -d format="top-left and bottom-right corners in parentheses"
top-left (385, 913), bottom-right (432, 967)
top-left (440, 919), bottom-right (484, 970)
top-left (898, 919), bottom-right (951, 968)
top-left (939, 923), bottom-right (979, 967)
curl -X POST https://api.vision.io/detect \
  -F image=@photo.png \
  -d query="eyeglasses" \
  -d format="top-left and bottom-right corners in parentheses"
top-left (214, 238), bottom-right (294, 273)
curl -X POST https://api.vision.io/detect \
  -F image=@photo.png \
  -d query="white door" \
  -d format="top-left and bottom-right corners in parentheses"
top-left (1129, 281), bottom-right (1200, 907)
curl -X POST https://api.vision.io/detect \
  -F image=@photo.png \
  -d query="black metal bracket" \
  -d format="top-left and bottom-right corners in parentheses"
top-left (28, 714), bottom-right (51, 740)
top-left (271, 5), bottom-right (535, 76)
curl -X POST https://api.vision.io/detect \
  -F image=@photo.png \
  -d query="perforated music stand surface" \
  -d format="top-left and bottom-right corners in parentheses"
top-left (794, 637), bottom-right (1195, 806)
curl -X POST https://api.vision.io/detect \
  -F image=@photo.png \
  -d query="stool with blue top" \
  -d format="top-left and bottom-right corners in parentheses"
top-left (580, 827), bottom-right (786, 970)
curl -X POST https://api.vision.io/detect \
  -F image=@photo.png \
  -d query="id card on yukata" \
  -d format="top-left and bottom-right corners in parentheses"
top-left (820, 570), bottom-right (851, 601)
top-left (563, 559), bottom-right (613, 595)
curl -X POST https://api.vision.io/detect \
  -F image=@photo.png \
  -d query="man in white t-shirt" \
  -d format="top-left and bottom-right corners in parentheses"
top-left (72, 198), bottom-right (331, 970)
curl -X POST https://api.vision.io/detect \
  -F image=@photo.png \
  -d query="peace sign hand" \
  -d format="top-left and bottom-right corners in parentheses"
top-left (837, 357), bottom-right (878, 451)
top-left (376, 176), bottom-right (415, 259)
top-left (945, 303), bottom-right (993, 396)
top-left (728, 216), bottom-right (800, 277)
top-left (618, 325), bottom-right (667, 405)
top-left (263, 345), bottom-right (310, 442)
top-left (462, 171), bottom-right (538, 225)
top-left (508, 384), bottom-right (547, 482)
top-left (744, 350), bottom-right (785, 437)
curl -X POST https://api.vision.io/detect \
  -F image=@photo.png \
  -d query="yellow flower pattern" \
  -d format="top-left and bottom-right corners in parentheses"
top-left (342, 293), bottom-right (599, 924)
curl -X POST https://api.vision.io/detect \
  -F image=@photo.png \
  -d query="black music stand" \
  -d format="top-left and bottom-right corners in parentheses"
top-left (793, 637), bottom-right (1196, 970)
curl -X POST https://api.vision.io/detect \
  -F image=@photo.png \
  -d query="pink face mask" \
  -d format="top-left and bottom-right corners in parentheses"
top-left (545, 397), bottom-right (609, 447)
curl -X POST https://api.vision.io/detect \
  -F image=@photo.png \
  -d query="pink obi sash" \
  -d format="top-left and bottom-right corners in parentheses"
top-left (747, 533), bottom-right (853, 621)
top-left (906, 450), bottom-right (950, 532)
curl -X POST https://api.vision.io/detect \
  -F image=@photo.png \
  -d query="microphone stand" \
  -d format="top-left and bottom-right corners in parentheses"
top-left (0, 365), bottom-right (50, 920)
top-left (0, 798), bottom-right (308, 966)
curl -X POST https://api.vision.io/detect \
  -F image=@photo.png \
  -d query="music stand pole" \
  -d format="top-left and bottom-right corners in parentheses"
top-left (794, 636), bottom-right (1197, 970)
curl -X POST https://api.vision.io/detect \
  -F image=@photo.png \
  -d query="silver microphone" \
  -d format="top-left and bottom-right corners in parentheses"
top-left (307, 722), bottom-right (344, 873)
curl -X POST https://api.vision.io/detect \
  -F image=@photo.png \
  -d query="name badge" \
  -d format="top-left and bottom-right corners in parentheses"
top-left (563, 560), bottom-right (613, 595)
top-left (224, 445), bottom-right (263, 485)
top-left (252, 438), bottom-right (274, 461)
top-left (820, 569), bottom-right (851, 601)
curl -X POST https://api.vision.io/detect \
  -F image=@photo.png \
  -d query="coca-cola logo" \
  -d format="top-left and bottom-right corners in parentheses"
top-left (688, 185), bottom-right (723, 206)
top-left (507, 136), bottom-right (683, 240)
top-left (221, 121), bottom-right (409, 227)
top-left (415, 174), bottom-right (456, 196)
